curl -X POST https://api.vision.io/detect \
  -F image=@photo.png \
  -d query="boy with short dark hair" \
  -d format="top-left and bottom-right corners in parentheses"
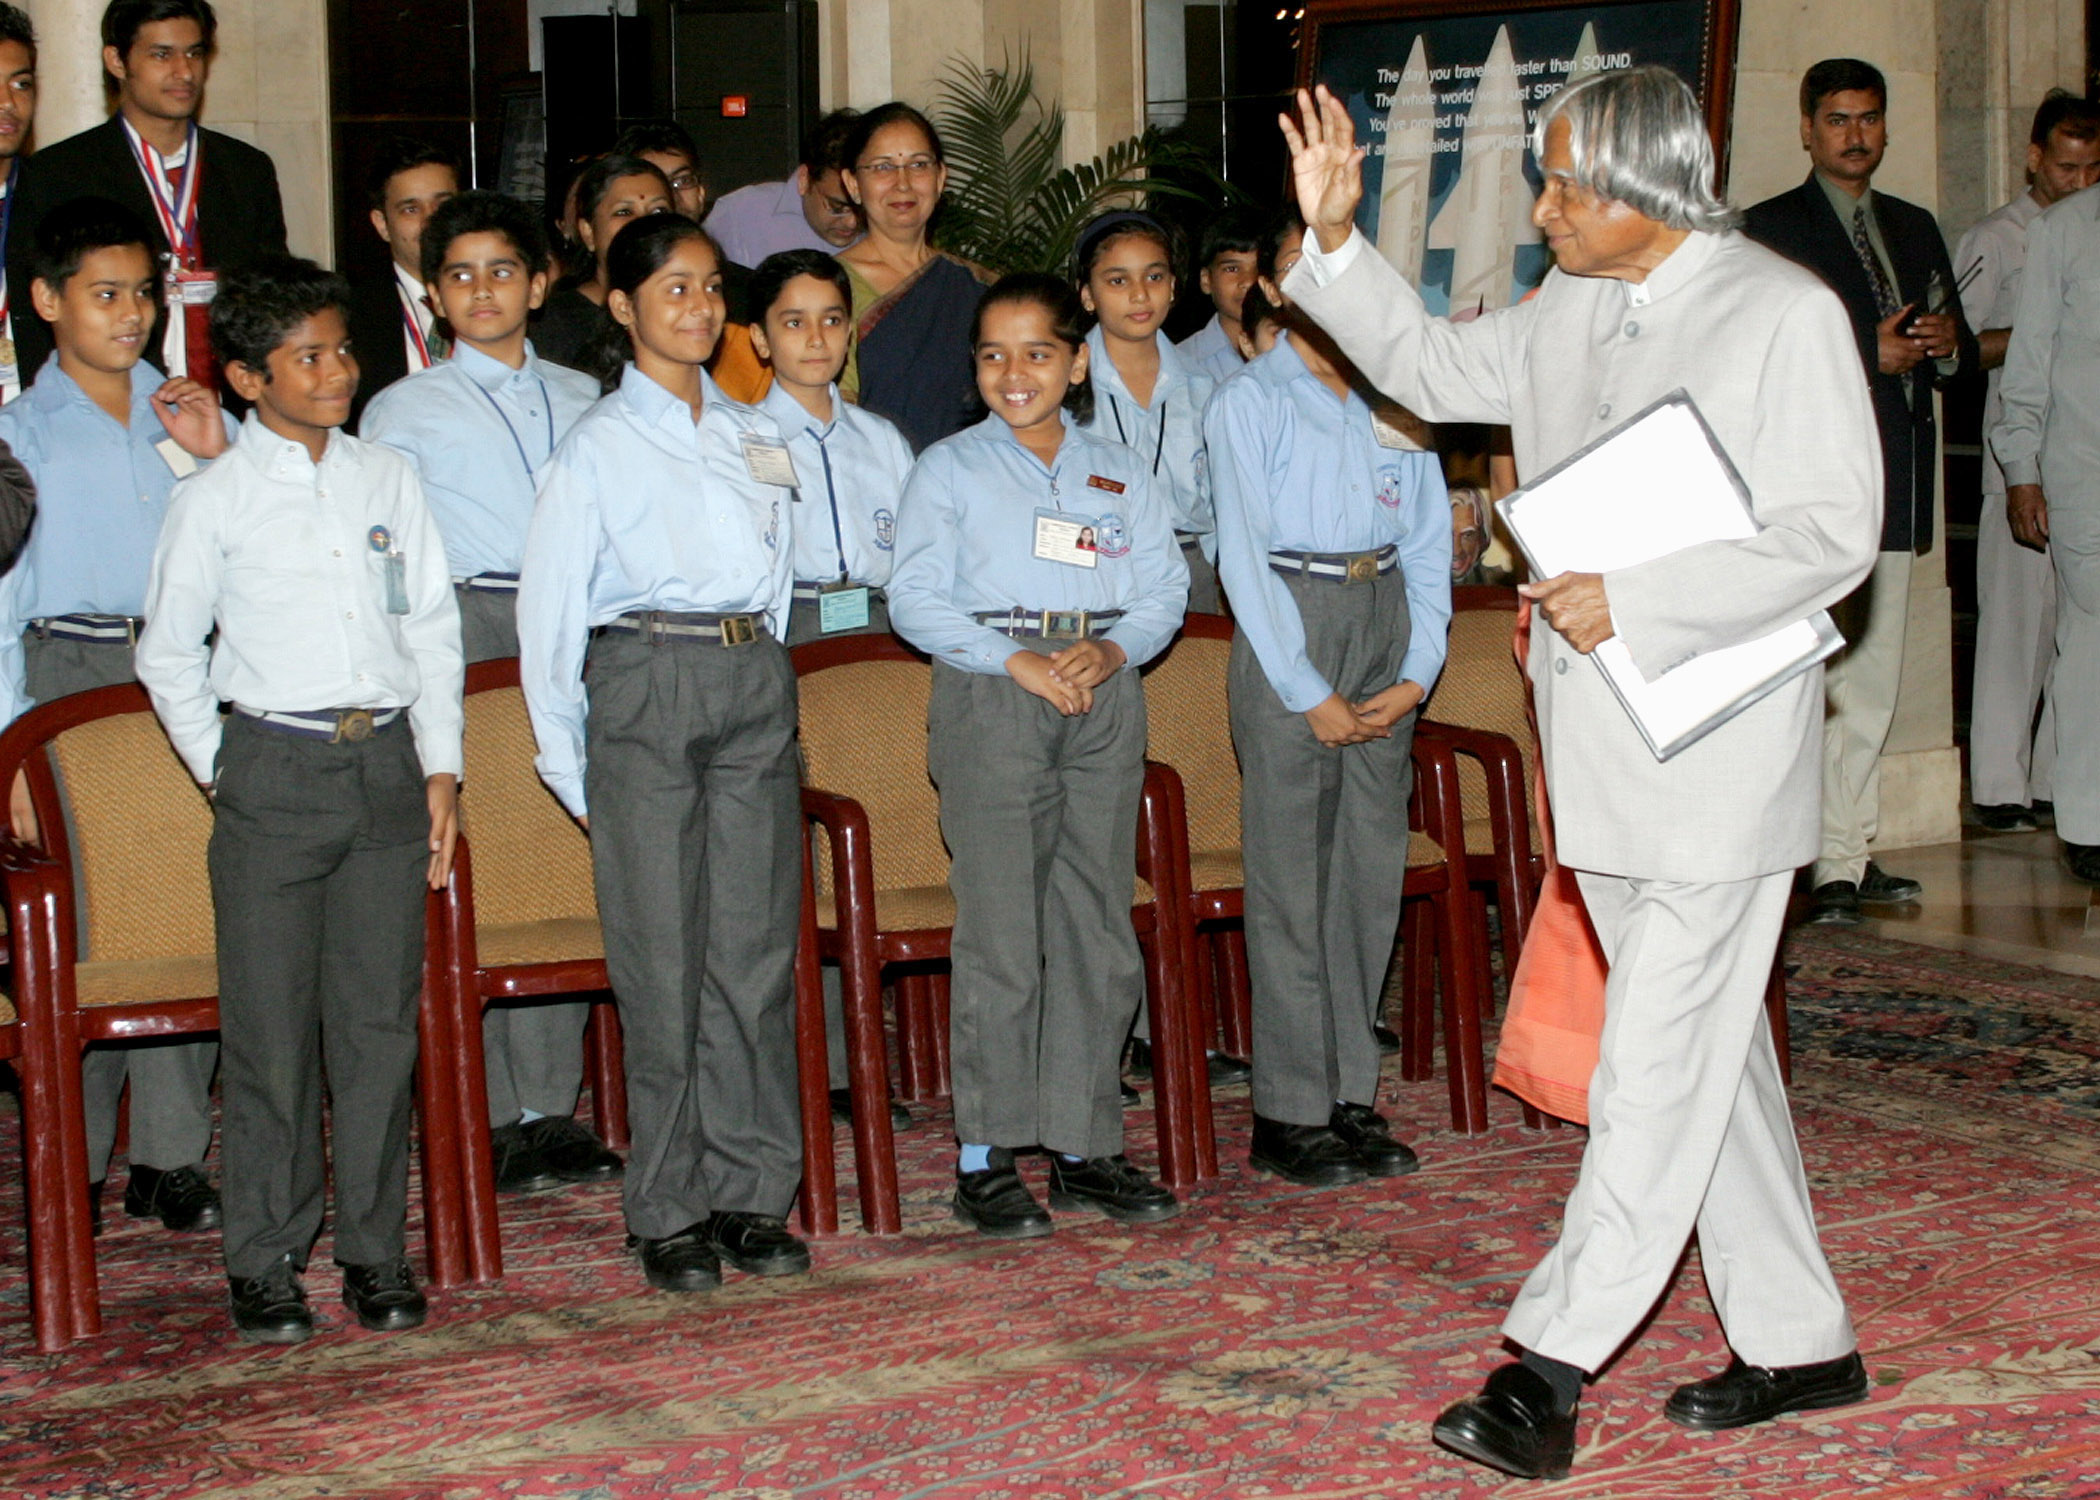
top-left (347, 136), bottom-right (460, 424)
top-left (1177, 207), bottom-right (1267, 386)
top-left (0, 194), bottom-right (233, 1235)
top-left (135, 256), bottom-right (464, 1345)
top-left (361, 190), bottom-right (617, 1194)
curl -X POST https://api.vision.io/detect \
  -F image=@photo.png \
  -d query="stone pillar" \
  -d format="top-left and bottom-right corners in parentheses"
top-left (28, 0), bottom-right (107, 146)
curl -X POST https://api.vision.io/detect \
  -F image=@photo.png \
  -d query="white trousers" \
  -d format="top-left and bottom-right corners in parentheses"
top-left (1817, 550), bottom-right (1913, 888)
top-left (1502, 870), bottom-right (1856, 1374)
top-left (2048, 505), bottom-right (2100, 843)
top-left (1969, 490), bottom-right (2056, 808)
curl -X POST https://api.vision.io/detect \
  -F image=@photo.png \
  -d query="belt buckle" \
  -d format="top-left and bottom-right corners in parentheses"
top-left (718, 615), bottom-right (757, 647)
top-left (1345, 554), bottom-right (1378, 585)
top-left (1043, 609), bottom-right (1086, 639)
top-left (334, 709), bottom-right (376, 744)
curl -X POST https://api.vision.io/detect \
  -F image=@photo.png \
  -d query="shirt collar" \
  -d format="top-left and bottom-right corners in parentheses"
top-left (237, 408), bottom-right (343, 477)
top-left (618, 359), bottom-right (726, 432)
top-left (1085, 326), bottom-right (1189, 405)
top-left (760, 378), bottom-right (839, 439)
top-left (967, 408), bottom-right (1070, 462)
top-left (1814, 170), bottom-right (1875, 226)
top-left (392, 261), bottom-right (428, 303)
top-left (452, 338), bottom-right (537, 393)
top-left (29, 355), bottom-right (166, 419)
top-left (1620, 229), bottom-right (1721, 307)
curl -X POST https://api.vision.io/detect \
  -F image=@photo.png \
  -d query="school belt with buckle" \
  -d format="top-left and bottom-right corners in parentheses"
top-left (455, 572), bottom-right (521, 593)
top-left (790, 580), bottom-right (886, 602)
top-left (972, 608), bottom-right (1124, 640)
top-left (238, 706), bottom-right (404, 743)
top-left (599, 610), bottom-right (765, 646)
top-left (30, 613), bottom-right (145, 644)
top-left (1268, 544), bottom-right (1398, 585)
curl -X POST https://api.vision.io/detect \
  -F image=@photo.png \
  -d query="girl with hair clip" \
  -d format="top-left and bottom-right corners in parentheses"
top-left (887, 273), bottom-right (1189, 1239)
top-left (517, 213), bottom-right (810, 1295)
top-left (1071, 210), bottom-right (1223, 616)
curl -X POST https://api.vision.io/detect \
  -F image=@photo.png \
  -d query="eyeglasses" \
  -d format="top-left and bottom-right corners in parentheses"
top-left (855, 157), bottom-right (938, 183)
top-left (665, 172), bottom-right (703, 194)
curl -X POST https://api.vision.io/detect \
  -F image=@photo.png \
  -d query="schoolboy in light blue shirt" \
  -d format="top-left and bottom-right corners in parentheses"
top-left (360, 189), bottom-right (619, 1195)
top-left (0, 196), bottom-right (235, 1239)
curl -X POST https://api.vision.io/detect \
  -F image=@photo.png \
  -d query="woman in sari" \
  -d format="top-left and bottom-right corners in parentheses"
top-left (836, 103), bottom-right (993, 453)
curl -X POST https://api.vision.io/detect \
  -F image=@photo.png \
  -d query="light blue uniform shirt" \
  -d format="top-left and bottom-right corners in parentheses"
top-left (1204, 332), bottom-right (1452, 713)
top-left (1179, 312), bottom-right (1248, 387)
top-left (888, 412), bottom-right (1189, 675)
top-left (518, 362), bottom-right (795, 816)
top-left (759, 380), bottom-right (914, 586)
top-left (0, 357), bottom-right (236, 726)
top-left (1078, 327), bottom-right (1217, 556)
top-left (360, 341), bottom-right (601, 578)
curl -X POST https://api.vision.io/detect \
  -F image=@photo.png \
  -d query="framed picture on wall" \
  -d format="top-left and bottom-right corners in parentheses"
top-left (1297, 0), bottom-right (1742, 315)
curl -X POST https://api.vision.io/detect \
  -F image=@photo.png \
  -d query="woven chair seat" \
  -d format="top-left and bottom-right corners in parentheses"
top-left (474, 917), bottom-right (605, 970)
top-left (75, 954), bottom-right (218, 1008)
top-left (815, 878), bottom-right (1157, 935)
top-left (0, 993), bottom-right (17, 1026)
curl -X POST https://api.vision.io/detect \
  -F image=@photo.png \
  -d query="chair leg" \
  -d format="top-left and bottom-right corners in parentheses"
top-left (585, 999), bottom-right (630, 1150)
top-left (17, 1037), bottom-right (81, 1351)
top-left (841, 945), bottom-right (901, 1235)
top-left (449, 990), bottom-right (504, 1283)
top-left (1398, 902), bottom-right (1435, 1083)
top-left (53, 1040), bottom-right (101, 1344)
top-left (794, 869), bottom-right (838, 1238)
top-left (930, 968), bottom-right (953, 1098)
top-left (1434, 881), bottom-right (1492, 1135)
top-left (1188, 928), bottom-right (1220, 1057)
top-left (1140, 921), bottom-right (1198, 1191)
top-left (1216, 922), bottom-right (1253, 1058)
top-left (414, 955), bottom-right (468, 1290)
top-left (1765, 954), bottom-right (1792, 1087)
top-left (896, 972), bottom-right (938, 1103)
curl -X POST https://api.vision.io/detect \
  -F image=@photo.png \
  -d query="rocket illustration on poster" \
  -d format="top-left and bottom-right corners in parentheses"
top-left (1308, 0), bottom-right (1734, 315)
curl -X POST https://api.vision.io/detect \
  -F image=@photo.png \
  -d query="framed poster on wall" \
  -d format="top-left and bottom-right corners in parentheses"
top-left (1297, 0), bottom-right (1741, 315)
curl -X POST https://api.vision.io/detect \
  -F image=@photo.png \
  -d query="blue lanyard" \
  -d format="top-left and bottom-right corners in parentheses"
top-left (813, 428), bottom-right (849, 581)
top-left (472, 374), bottom-right (555, 481)
top-left (1108, 392), bottom-right (1169, 476)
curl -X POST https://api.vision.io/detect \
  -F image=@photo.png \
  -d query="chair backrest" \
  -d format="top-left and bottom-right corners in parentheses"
top-left (794, 643), bottom-right (950, 895)
top-left (1141, 620), bottom-right (1240, 856)
top-left (1432, 588), bottom-right (1540, 840)
top-left (40, 694), bottom-right (215, 964)
top-left (462, 668), bottom-right (598, 927)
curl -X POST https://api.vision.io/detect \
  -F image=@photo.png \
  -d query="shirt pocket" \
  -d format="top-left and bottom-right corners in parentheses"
top-left (2066, 275), bottom-right (2100, 338)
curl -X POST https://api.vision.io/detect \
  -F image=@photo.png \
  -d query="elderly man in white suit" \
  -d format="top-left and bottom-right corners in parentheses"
top-left (1278, 69), bottom-right (1880, 1480)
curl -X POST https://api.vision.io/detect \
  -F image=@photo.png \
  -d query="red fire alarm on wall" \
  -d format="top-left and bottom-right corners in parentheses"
top-left (721, 95), bottom-right (749, 118)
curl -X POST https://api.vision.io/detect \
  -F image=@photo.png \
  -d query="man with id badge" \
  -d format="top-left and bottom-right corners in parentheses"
top-left (0, 197), bottom-right (236, 1240)
top-left (6, 1), bottom-right (288, 391)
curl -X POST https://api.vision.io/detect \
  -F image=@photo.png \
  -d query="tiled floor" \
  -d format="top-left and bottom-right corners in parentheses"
top-left (1854, 825), bottom-right (2100, 979)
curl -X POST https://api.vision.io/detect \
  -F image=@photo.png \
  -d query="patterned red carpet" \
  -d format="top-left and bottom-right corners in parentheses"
top-left (3, 927), bottom-right (2099, 1498)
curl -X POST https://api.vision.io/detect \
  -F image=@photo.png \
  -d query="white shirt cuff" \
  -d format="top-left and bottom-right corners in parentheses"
top-left (1289, 226), bottom-right (1368, 292)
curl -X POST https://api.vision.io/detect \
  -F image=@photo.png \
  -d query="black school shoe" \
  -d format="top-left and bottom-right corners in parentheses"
top-left (1973, 802), bottom-right (2038, 832)
top-left (521, 1114), bottom-right (624, 1183)
top-left (1249, 1114), bottom-right (1368, 1187)
top-left (1047, 1154), bottom-right (1182, 1223)
top-left (490, 1120), bottom-right (563, 1195)
top-left (1857, 862), bottom-right (1923, 905)
top-left (1664, 1351), bottom-right (1869, 1430)
top-left (1328, 1102), bottom-right (1420, 1177)
top-left (1804, 880), bottom-right (1862, 927)
top-left (228, 1254), bottom-right (313, 1345)
top-left (709, 1210), bottom-right (812, 1276)
top-left (341, 1256), bottom-right (428, 1333)
top-left (1432, 1363), bottom-right (1577, 1481)
top-left (2065, 842), bottom-right (2100, 885)
top-left (953, 1147), bottom-right (1054, 1239)
top-left (627, 1223), bottom-right (723, 1292)
top-left (124, 1163), bottom-right (222, 1232)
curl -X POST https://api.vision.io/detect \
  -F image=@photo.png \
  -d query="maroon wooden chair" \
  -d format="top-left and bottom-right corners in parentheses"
top-left (791, 633), bottom-right (1214, 1235)
top-left (1139, 614), bottom-right (1494, 1133)
top-left (0, 683), bottom-right (470, 1348)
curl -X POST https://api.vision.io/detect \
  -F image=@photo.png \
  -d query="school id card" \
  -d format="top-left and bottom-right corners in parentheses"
top-left (1033, 507), bottom-right (1098, 569)
top-left (739, 434), bottom-right (801, 488)
top-left (818, 581), bottom-right (871, 633)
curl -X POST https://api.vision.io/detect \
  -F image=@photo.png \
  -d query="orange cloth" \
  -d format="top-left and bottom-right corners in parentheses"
top-left (709, 323), bottom-right (774, 404)
top-left (1490, 598), bottom-right (1610, 1124)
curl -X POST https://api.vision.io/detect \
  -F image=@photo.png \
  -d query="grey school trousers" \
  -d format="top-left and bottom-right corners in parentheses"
top-left (454, 583), bottom-right (590, 1127)
top-left (584, 628), bottom-right (803, 1239)
top-left (1229, 568), bottom-right (1414, 1126)
top-left (23, 631), bottom-right (219, 1180)
top-left (209, 712), bottom-right (428, 1276)
top-left (928, 655), bottom-right (1147, 1160)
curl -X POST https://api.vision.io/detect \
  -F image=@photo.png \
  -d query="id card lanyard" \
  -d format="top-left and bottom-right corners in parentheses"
top-left (1107, 392), bottom-right (1169, 477)
top-left (814, 429), bottom-right (850, 582)
top-left (125, 119), bottom-right (212, 383)
top-left (400, 282), bottom-right (436, 369)
top-left (473, 375), bottom-right (556, 482)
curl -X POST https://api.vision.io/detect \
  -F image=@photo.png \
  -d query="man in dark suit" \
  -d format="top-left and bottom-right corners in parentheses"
top-left (6, 0), bottom-right (287, 388)
top-left (1742, 57), bottom-right (1975, 928)
top-left (347, 138), bottom-right (459, 429)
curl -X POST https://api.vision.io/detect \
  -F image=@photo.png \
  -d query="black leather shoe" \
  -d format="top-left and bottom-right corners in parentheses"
top-left (1858, 862), bottom-right (1922, 904)
top-left (1249, 1114), bottom-right (1369, 1187)
top-left (2066, 842), bottom-right (2100, 885)
top-left (1804, 880), bottom-right (1861, 926)
top-left (341, 1255), bottom-right (428, 1333)
top-left (1048, 1153), bottom-right (1183, 1223)
top-left (2033, 799), bottom-right (2056, 826)
top-left (1207, 1053), bottom-right (1252, 1086)
top-left (709, 1210), bottom-right (812, 1276)
top-left (490, 1120), bottom-right (563, 1194)
top-left (827, 1087), bottom-right (912, 1132)
top-left (1664, 1350), bottom-right (1869, 1430)
top-left (1328, 1102), bottom-right (1420, 1177)
top-left (521, 1114), bottom-right (624, 1183)
top-left (1124, 1037), bottom-right (1154, 1079)
top-left (1373, 1023), bottom-right (1401, 1056)
top-left (1973, 802), bottom-right (2038, 832)
top-left (124, 1163), bottom-right (222, 1232)
top-left (228, 1255), bottom-right (313, 1345)
top-left (627, 1224), bottom-right (723, 1292)
top-left (1119, 1079), bottom-right (1141, 1107)
top-left (953, 1148), bottom-right (1054, 1239)
top-left (1432, 1363), bottom-right (1577, 1481)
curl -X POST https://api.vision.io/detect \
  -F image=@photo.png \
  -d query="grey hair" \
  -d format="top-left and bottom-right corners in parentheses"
top-left (1531, 66), bottom-right (1738, 233)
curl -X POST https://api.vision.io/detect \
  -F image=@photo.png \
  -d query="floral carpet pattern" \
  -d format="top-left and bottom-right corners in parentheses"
top-left (1, 928), bottom-right (2098, 1498)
